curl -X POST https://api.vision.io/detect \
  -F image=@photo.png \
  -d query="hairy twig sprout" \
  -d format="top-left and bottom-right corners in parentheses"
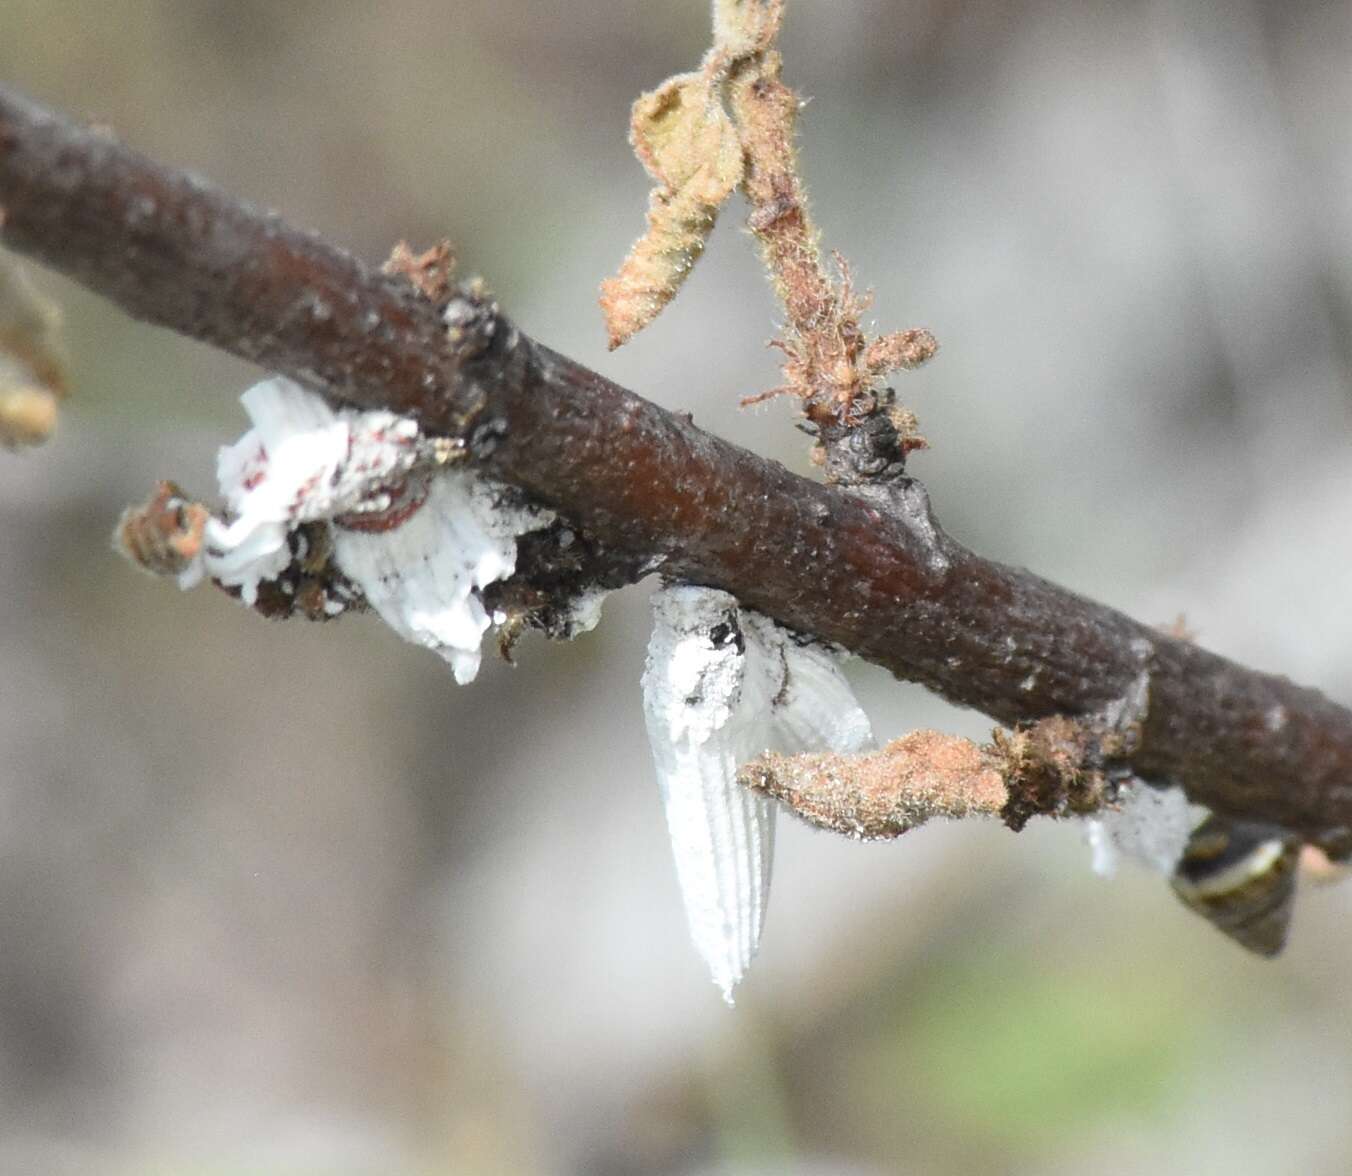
top-left (602, 0), bottom-right (936, 474)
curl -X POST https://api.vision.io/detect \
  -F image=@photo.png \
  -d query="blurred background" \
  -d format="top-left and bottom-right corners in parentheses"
top-left (4, 0), bottom-right (1352, 1172)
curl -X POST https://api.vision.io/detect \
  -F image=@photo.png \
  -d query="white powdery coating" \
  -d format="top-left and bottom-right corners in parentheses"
top-left (1086, 780), bottom-right (1197, 878)
top-left (643, 587), bottom-right (780, 1005)
top-left (192, 375), bottom-right (552, 682)
top-left (331, 475), bottom-right (548, 685)
top-left (747, 618), bottom-right (875, 754)
top-left (642, 585), bottom-right (873, 1003)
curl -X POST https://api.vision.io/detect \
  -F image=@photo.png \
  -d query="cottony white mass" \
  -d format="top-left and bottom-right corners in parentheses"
top-left (181, 375), bottom-right (558, 683)
top-left (642, 584), bottom-right (874, 1002)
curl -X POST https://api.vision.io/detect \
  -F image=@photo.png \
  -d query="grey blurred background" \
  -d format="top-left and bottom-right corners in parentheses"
top-left (4, 1), bottom-right (1352, 1172)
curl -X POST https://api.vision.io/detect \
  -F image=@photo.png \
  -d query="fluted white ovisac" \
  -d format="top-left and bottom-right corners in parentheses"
top-left (642, 584), bottom-right (874, 1003)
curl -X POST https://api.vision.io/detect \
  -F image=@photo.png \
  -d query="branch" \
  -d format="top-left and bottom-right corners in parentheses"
top-left (3, 83), bottom-right (1352, 849)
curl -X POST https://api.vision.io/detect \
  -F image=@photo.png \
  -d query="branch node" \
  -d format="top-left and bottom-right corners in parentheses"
top-left (996, 716), bottom-right (1106, 832)
top-left (383, 239), bottom-right (456, 303)
top-left (443, 277), bottom-right (500, 361)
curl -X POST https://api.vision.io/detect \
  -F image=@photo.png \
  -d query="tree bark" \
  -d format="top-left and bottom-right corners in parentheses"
top-left (3, 83), bottom-right (1351, 847)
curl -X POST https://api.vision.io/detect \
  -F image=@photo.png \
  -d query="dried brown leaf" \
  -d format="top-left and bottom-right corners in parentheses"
top-left (600, 72), bottom-right (743, 349)
top-left (863, 327), bottom-right (939, 376)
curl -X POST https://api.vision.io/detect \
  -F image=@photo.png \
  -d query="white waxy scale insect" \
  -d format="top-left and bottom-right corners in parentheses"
top-left (181, 375), bottom-right (559, 683)
top-left (201, 376), bottom-right (425, 600)
top-left (330, 473), bottom-right (549, 684)
top-left (642, 584), bottom-right (874, 1003)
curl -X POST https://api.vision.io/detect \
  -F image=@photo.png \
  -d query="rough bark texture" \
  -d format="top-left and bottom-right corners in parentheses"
top-left (3, 84), bottom-right (1352, 847)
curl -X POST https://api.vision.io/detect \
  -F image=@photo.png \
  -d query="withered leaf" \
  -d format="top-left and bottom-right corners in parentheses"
top-left (600, 72), bottom-right (744, 349)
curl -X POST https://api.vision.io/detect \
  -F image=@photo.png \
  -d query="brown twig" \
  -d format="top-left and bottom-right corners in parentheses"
top-left (741, 732), bottom-right (1013, 840)
top-left (4, 83), bottom-right (1352, 848)
top-left (740, 717), bottom-right (1108, 840)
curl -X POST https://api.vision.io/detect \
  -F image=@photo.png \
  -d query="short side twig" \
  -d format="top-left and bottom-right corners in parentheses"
top-left (740, 717), bottom-right (1107, 839)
